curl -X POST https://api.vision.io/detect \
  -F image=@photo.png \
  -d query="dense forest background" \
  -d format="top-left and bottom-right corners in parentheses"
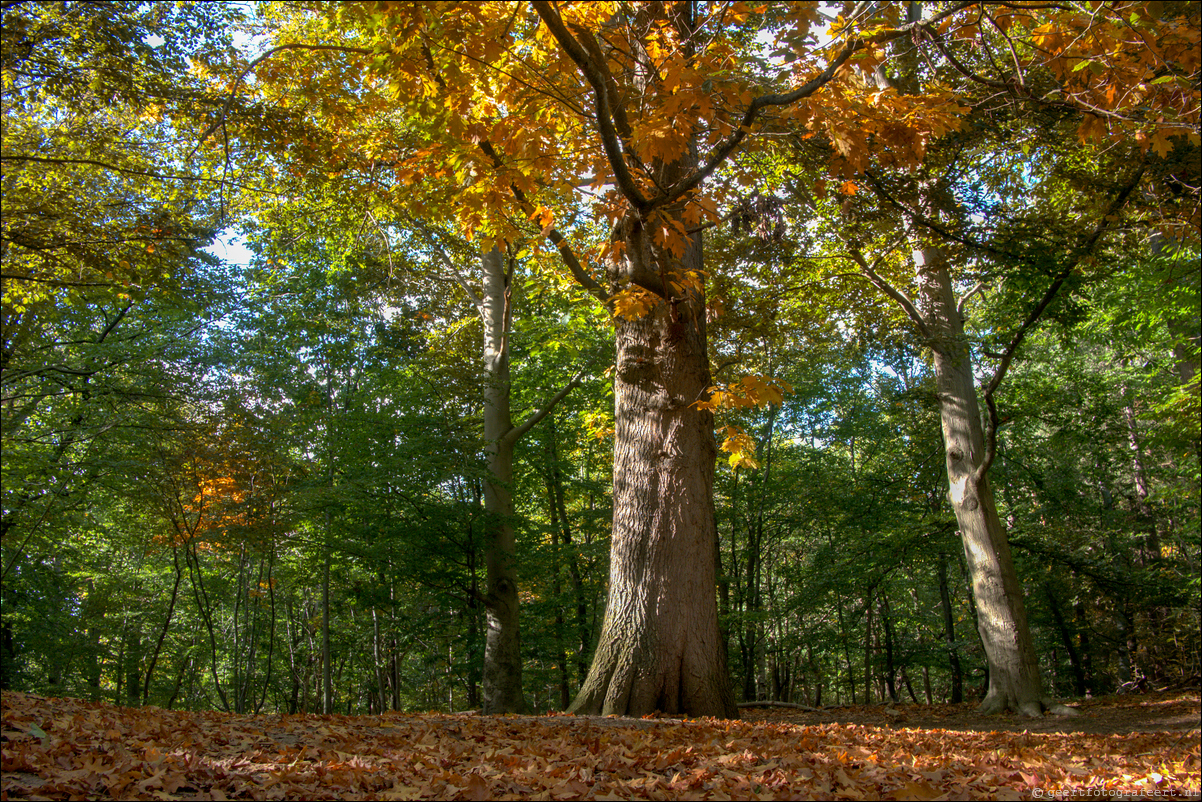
top-left (2, 1), bottom-right (1198, 719)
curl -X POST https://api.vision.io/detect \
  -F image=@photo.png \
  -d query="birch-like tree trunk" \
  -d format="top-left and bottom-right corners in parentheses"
top-left (477, 246), bottom-right (581, 713)
top-left (480, 246), bottom-right (525, 714)
top-left (913, 245), bottom-right (1057, 715)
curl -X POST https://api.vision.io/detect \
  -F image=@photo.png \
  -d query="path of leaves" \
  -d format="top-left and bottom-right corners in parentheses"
top-left (3, 690), bottom-right (1199, 800)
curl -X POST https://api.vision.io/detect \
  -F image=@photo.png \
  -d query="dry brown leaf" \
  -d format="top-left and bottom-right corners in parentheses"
top-left (2, 690), bottom-right (1199, 800)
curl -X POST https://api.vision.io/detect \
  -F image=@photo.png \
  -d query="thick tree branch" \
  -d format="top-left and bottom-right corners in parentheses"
top-left (566, 19), bottom-right (636, 144)
top-left (662, 1), bottom-right (978, 208)
top-left (532, 1), bottom-right (650, 213)
top-left (664, 43), bottom-right (860, 206)
top-left (477, 141), bottom-right (609, 304)
top-left (957, 281), bottom-right (988, 317)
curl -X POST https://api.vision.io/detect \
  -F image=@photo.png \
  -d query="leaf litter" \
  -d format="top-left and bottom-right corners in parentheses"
top-left (2, 690), bottom-right (1198, 800)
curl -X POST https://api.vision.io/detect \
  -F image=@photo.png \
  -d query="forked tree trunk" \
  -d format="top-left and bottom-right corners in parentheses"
top-left (568, 220), bottom-right (736, 718)
top-left (915, 246), bottom-right (1072, 716)
top-left (477, 246), bottom-right (581, 713)
top-left (480, 247), bottom-right (526, 715)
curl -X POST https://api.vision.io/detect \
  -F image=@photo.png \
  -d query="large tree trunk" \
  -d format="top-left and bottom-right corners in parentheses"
top-left (915, 246), bottom-right (1069, 716)
top-left (568, 217), bottom-right (736, 718)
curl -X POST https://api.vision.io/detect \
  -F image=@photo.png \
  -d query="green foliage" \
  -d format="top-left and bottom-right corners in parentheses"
top-left (3, 1), bottom-right (1197, 712)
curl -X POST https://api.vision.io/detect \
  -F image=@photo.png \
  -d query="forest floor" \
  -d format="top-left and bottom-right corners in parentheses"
top-left (2, 689), bottom-right (1198, 800)
top-left (738, 689), bottom-right (1202, 735)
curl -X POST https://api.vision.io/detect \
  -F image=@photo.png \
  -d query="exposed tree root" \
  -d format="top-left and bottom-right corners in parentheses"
top-left (1045, 700), bottom-right (1081, 716)
top-left (736, 701), bottom-right (819, 711)
top-left (978, 693), bottom-right (1080, 717)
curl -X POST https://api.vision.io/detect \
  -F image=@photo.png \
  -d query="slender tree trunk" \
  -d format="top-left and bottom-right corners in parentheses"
top-left (466, 553), bottom-right (481, 710)
top-left (808, 645), bottom-right (823, 707)
top-left (185, 540), bottom-right (230, 711)
top-left (546, 417), bottom-right (591, 685)
top-left (901, 666), bottom-right (919, 704)
top-left (322, 507), bottom-right (332, 714)
top-left (322, 353), bottom-right (335, 716)
top-left (480, 246), bottom-right (526, 714)
top-left (937, 557), bottom-right (963, 703)
top-left (1074, 594), bottom-right (1093, 694)
top-left (255, 544), bottom-right (276, 714)
top-left (125, 623), bottom-right (142, 707)
top-left (85, 625), bottom-right (102, 702)
top-left (916, 246), bottom-right (1058, 716)
top-left (372, 606), bottom-right (386, 714)
top-left (545, 436), bottom-right (571, 710)
top-left (1045, 582), bottom-right (1086, 697)
top-left (285, 596), bottom-right (300, 714)
top-left (142, 546), bottom-right (184, 705)
top-left (863, 586), bottom-right (874, 705)
top-left (1115, 604), bottom-right (1137, 687)
top-left (231, 548), bottom-right (244, 713)
top-left (834, 583), bottom-right (856, 704)
top-left (881, 593), bottom-right (898, 702)
top-left (855, 0), bottom-right (1077, 718)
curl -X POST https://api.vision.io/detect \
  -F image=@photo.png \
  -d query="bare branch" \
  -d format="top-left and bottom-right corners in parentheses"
top-left (847, 249), bottom-right (933, 341)
top-left (504, 372), bottom-right (584, 446)
top-left (975, 165), bottom-right (1146, 484)
top-left (957, 281), bottom-right (988, 318)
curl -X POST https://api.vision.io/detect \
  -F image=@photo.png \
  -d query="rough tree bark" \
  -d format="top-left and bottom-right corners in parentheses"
top-left (527, 0), bottom-right (737, 719)
top-left (530, 0), bottom-right (909, 717)
top-left (568, 215), bottom-right (736, 718)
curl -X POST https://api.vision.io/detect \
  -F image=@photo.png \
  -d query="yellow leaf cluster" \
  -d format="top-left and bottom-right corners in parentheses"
top-left (694, 375), bottom-right (792, 412)
top-left (718, 425), bottom-right (759, 470)
top-left (1015, 4), bottom-right (1201, 151)
top-left (650, 214), bottom-right (691, 259)
top-left (610, 286), bottom-right (660, 321)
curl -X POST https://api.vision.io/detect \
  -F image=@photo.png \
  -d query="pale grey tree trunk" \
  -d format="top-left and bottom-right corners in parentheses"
top-left (913, 245), bottom-right (1065, 716)
top-left (856, 1), bottom-right (1074, 716)
top-left (480, 246), bottom-right (526, 714)
top-left (476, 246), bottom-right (581, 713)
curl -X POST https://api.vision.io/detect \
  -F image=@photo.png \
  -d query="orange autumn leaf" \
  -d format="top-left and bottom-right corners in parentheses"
top-left (3, 690), bottom-right (1197, 801)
